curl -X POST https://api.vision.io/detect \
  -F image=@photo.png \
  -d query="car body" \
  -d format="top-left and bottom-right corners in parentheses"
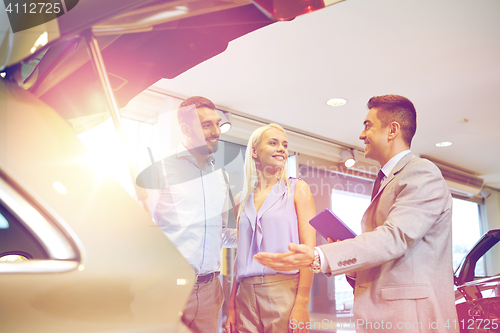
top-left (454, 229), bottom-right (500, 333)
top-left (0, 71), bottom-right (198, 332)
top-left (0, 0), bottom-right (342, 332)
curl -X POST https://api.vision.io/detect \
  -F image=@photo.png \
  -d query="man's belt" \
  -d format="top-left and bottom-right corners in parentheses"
top-left (196, 271), bottom-right (220, 283)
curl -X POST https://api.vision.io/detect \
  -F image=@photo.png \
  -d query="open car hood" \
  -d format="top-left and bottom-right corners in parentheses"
top-left (455, 229), bottom-right (500, 286)
top-left (1, 0), bottom-right (275, 120)
top-left (2, 0), bottom-right (345, 122)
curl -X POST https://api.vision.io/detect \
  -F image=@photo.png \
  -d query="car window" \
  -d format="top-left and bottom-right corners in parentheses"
top-left (0, 213), bottom-right (8, 229)
top-left (0, 203), bottom-right (49, 261)
top-left (474, 241), bottom-right (500, 278)
top-left (0, 176), bottom-right (80, 272)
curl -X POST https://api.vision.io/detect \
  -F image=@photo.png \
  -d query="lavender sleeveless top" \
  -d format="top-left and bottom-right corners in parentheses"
top-left (234, 177), bottom-right (300, 282)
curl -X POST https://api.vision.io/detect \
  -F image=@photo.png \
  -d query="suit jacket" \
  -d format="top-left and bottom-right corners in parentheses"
top-left (319, 154), bottom-right (458, 333)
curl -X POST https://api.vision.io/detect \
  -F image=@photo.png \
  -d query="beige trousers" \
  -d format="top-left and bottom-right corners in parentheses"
top-left (235, 273), bottom-right (299, 333)
top-left (181, 277), bottom-right (223, 333)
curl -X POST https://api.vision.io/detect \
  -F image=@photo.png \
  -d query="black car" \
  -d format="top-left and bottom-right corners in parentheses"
top-left (455, 229), bottom-right (500, 333)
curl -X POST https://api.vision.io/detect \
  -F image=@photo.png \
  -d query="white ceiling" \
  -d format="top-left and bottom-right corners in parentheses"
top-left (154, 0), bottom-right (500, 189)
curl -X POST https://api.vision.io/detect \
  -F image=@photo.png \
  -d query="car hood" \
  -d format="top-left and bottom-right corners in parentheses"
top-left (455, 229), bottom-right (500, 286)
top-left (1, 0), bottom-right (274, 120)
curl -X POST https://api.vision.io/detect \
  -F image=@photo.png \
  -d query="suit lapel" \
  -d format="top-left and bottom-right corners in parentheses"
top-left (362, 154), bottom-right (415, 231)
top-left (372, 153), bottom-right (415, 202)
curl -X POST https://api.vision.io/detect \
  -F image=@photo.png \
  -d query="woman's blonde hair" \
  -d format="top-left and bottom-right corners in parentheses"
top-left (237, 123), bottom-right (290, 222)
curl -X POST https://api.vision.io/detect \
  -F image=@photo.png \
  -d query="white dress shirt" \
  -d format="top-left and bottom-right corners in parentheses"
top-left (153, 144), bottom-right (236, 275)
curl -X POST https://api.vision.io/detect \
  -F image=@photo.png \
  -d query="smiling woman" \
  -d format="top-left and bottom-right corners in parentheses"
top-left (225, 123), bottom-right (317, 333)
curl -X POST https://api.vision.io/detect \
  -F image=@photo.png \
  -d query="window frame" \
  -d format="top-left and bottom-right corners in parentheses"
top-left (0, 172), bottom-right (82, 274)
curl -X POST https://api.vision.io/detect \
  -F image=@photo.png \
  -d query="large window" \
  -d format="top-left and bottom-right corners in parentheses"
top-left (451, 198), bottom-right (481, 272)
top-left (331, 190), bottom-right (370, 236)
top-left (329, 190), bottom-right (370, 331)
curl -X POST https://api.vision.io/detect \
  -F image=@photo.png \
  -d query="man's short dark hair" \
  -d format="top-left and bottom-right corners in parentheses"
top-left (367, 95), bottom-right (417, 147)
top-left (177, 96), bottom-right (216, 125)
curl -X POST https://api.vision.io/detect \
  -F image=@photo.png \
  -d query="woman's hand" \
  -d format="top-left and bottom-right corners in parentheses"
top-left (225, 277), bottom-right (240, 333)
top-left (224, 304), bottom-right (236, 333)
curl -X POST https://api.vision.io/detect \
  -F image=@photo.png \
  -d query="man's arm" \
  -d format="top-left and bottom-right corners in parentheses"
top-left (289, 180), bottom-right (316, 330)
top-left (319, 158), bottom-right (452, 274)
top-left (256, 158), bottom-right (451, 275)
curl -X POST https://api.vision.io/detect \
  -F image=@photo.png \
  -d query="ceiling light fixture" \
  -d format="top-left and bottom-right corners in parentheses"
top-left (435, 141), bottom-right (453, 148)
top-left (326, 98), bottom-right (347, 107)
top-left (340, 148), bottom-right (357, 168)
top-left (217, 110), bottom-right (232, 133)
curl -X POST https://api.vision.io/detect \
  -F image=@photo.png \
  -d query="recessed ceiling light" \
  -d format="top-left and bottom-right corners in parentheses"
top-left (326, 98), bottom-right (347, 107)
top-left (435, 141), bottom-right (452, 148)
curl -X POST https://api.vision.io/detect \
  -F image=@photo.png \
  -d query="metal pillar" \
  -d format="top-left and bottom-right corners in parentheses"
top-left (83, 30), bottom-right (148, 206)
top-left (83, 30), bottom-right (129, 149)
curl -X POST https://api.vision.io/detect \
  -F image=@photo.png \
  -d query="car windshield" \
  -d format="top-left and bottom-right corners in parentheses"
top-left (474, 239), bottom-right (500, 278)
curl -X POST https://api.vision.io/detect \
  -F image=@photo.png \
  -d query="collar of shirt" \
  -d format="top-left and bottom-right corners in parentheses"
top-left (176, 143), bottom-right (215, 168)
top-left (380, 150), bottom-right (411, 179)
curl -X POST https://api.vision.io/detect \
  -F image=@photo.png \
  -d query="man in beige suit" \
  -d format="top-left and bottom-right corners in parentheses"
top-left (255, 95), bottom-right (458, 333)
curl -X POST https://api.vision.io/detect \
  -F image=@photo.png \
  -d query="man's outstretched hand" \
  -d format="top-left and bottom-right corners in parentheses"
top-left (253, 243), bottom-right (314, 271)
